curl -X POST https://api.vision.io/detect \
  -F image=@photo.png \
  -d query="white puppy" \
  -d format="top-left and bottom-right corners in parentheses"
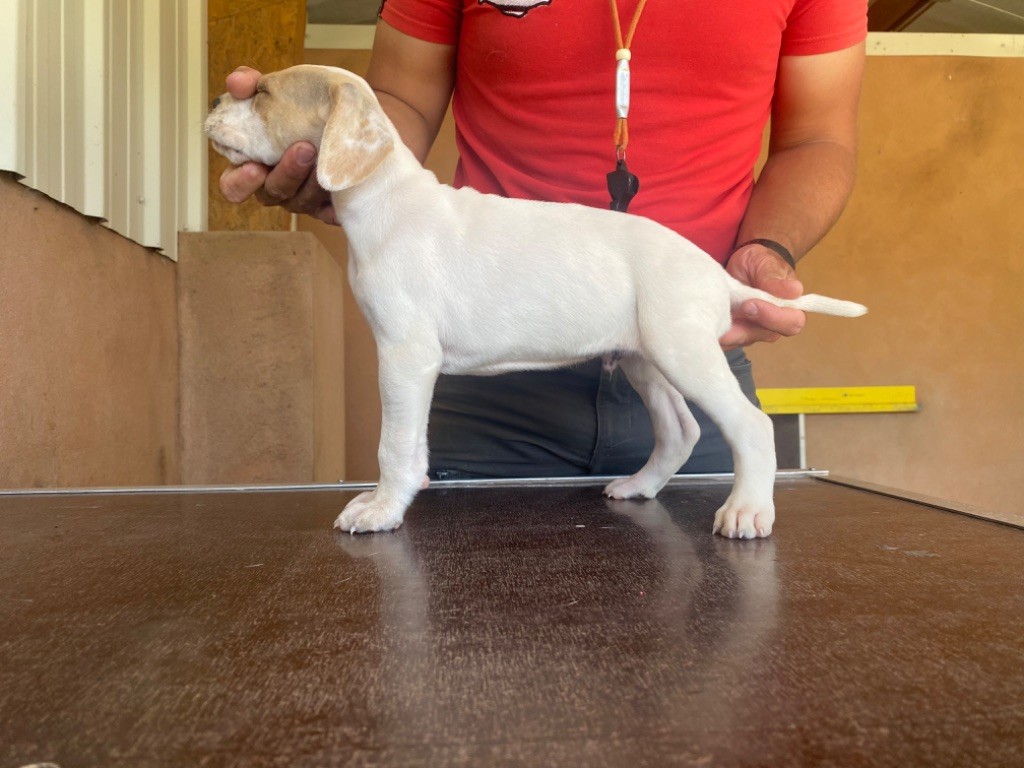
top-left (206, 65), bottom-right (866, 539)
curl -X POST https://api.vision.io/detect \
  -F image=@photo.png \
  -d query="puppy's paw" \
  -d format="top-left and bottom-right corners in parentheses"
top-left (713, 499), bottom-right (774, 539)
top-left (334, 492), bottom-right (407, 534)
top-left (603, 473), bottom-right (662, 500)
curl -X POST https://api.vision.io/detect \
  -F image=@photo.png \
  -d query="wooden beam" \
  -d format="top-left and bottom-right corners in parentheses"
top-left (868, 0), bottom-right (936, 31)
top-left (207, 0), bottom-right (307, 231)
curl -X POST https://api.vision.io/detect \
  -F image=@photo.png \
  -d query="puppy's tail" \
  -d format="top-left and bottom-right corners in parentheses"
top-left (726, 275), bottom-right (867, 318)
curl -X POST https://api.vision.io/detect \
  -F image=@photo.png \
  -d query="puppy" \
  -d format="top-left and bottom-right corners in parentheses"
top-left (206, 65), bottom-right (866, 539)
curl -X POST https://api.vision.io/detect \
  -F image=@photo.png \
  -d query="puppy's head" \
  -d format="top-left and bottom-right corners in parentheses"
top-left (205, 64), bottom-right (394, 192)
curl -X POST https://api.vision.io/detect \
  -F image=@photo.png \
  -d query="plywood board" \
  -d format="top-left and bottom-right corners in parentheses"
top-left (207, 0), bottom-right (306, 232)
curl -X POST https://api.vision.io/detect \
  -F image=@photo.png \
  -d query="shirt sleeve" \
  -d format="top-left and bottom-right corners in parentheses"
top-left (782, 0), bottom-right (868, 56)
top-left (378, 0), bottom-right (462, 46)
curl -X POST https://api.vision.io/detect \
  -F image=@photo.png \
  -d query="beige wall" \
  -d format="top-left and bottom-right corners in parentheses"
top-left (0, 173), bottom-right (180, 487)
top-left (0, 4), bottom-right (322, 490)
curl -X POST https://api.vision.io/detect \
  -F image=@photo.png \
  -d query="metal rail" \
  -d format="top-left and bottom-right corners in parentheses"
top-left (0, 469), bottom-right (828, 497)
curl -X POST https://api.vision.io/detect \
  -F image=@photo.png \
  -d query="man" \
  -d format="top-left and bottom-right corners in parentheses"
top-left (220, 1), bottom-right (866, 479)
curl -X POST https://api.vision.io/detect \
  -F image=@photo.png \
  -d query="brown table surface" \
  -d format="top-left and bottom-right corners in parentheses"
top-left (1, 477), bottom-right (1022, 768)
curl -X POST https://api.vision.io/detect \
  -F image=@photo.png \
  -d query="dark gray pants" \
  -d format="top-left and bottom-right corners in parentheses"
top-left (427, 348), bottom-right (759, 480)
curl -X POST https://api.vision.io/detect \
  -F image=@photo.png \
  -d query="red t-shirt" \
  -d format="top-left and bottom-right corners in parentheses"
top-left (380, 0), bottom-right (866, 262)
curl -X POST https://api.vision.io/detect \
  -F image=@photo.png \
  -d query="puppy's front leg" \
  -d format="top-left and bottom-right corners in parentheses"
top-left (335, 345), bottom-right (440, 534)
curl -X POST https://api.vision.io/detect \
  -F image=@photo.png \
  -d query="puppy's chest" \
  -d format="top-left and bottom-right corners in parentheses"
top-left (346, 252), bottom-right (449, 335)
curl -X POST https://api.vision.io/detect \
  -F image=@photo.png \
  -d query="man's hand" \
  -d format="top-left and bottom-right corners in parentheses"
top-left (217, 66), bottom-right (337, 225)
top-left (720, 243), bottom-right (806, 350)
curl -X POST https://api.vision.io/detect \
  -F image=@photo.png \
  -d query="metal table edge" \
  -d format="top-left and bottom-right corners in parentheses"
top-left (0, 469), bottom-right (827, 497)
top-left (6, 472), bottom-right (1016, 532)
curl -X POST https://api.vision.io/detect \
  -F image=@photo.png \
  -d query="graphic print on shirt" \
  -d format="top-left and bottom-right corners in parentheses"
top-left (479, 0), bottom-right (551, 18)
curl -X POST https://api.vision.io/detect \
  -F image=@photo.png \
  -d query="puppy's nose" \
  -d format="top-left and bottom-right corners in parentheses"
top-left (210, 96), bottom-right (221, 110)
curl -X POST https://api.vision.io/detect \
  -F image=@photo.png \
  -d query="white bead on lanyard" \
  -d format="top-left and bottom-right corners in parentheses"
top-left (615, 47), bottom-right (631, 122)
top-left (607, 0), bottom-right (648, 212)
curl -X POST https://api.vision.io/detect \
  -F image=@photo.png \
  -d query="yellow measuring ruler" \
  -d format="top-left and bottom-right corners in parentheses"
top-left (756, 386), bottom-right (919, 415)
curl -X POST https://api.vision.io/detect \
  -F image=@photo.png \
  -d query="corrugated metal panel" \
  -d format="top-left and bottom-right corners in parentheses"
top-left (178, 1), bottom-right (207, 240)
top-left (0, 0), bottom-right (207, 260)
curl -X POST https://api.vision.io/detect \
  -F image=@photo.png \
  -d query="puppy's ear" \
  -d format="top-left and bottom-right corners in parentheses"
top-left (317, 81), bottom-right (394, 192)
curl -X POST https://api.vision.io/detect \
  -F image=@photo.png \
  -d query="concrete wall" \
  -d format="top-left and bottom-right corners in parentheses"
top-left (0, 180), bottom-right (347, 489)
top-left (0, 173), bottom-right (180, 487)
top-left (178, 231), bottom-right (346, 484)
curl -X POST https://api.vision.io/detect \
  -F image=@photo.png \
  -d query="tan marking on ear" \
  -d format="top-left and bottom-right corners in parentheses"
top-left (317, 81), bottom-right (394, 193)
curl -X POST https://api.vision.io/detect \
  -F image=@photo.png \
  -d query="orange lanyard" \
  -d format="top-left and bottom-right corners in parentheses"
top-left (609, 0), bottom-right (649, 158)
top-left (607, 0), bottom-right (648, 212)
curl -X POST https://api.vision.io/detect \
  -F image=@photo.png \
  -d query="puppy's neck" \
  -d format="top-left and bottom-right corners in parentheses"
top-left (331, 140), bottom-right (437, 251)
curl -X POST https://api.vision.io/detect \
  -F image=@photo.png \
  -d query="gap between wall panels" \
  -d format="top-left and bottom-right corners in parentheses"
top-left (0, 0), bottom-right (208, 261)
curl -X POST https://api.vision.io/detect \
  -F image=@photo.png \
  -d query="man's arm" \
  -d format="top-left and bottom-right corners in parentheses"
top-left (217, 19), bottom-right (455, 222)
top-left (367, 19), bottom-right (456, 164)
top-left (721, 42), bottom-right (865, 349)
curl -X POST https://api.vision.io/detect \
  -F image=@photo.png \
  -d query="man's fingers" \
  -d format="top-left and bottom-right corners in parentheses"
top-left (740, 300), bottom-right (806, 337)
top-left (727, 246), bottom-right (802, 295)
top-left (311, 204), bottom-right (339, 226)
top-left (721, 246), bottom-right (806, 349)
top-left (720, 319), bottom-right (782, 350)
top-left (219, 162), bottom-right (269, 204)
top-left (226, 66), bottom-right (261, 99)
top-left (256, 143), bottom-right (317, 204)
top-left (759, 275), bottom-right (804, 300)
top-left (289, 170), bottom-right (334, 219)
top-left (215, 72), bottom-right (329, 219)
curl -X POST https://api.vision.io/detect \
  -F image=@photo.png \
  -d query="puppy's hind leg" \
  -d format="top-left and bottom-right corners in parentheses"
top-left (646, 330), bottom-right (776, 539)
top-left (335, 344), bottom-right (440, 534)
top-left (604, 356), bottom-right (700, 500)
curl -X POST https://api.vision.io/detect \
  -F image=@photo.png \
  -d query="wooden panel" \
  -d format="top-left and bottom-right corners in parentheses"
top-left (207, 0), bottom-right (305, 231)
top-left (868, 0), bottom-right (935, 31)
top-left (748, 54), bottom-right (1024, 517)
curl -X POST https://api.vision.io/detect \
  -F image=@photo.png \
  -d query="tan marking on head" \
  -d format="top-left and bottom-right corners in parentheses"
top-left (250, 67), bottom-right (333, 156)
top-left (244, 66), bottom-right (393, 190)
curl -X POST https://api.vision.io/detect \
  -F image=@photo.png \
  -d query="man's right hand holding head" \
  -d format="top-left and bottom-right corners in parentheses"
top-left (217, 67), bottom-right (337, 225)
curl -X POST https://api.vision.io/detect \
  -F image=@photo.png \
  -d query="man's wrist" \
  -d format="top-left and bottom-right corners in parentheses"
top-left (733, 238), bottom-right (797, 271)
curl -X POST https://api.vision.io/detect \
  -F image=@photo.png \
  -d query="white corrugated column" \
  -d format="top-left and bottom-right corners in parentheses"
top-left (178, 0), bottom-right (209, 239)
top-left (0, 0), bottom-right (207, 259)
top-left (0, 0), bottom-right (27, 176)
